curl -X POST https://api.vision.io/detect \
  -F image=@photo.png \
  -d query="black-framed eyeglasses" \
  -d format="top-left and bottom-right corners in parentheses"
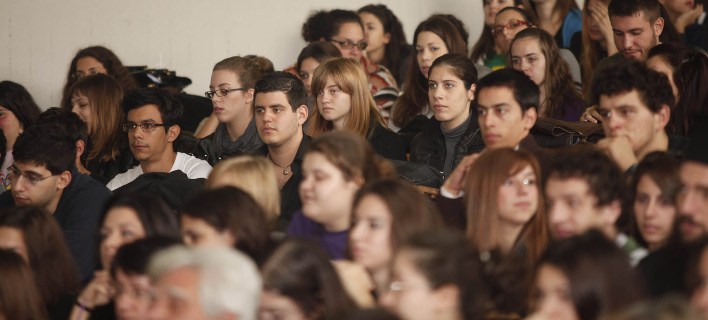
top-left (71, 69), bottom-right (103, 80)
top-left (8, 166), bottom-right (57, 186)
top-left (204, 88), bottom-right (248, 99)
top-left (122, 122), bottom-right (170, 133)
top-left (492, 20), bottom-right (533, 37)
top-left (328, 39), bottom-right (368, 50)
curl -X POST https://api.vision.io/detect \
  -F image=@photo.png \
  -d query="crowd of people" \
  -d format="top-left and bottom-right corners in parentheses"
top-left (1, 0), bottom-right (708, 319)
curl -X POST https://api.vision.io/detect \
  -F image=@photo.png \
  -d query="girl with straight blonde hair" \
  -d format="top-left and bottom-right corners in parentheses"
top-left (307, 58), bottom-right (405, 160)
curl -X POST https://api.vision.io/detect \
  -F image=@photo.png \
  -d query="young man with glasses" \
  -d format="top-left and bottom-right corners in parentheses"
top-left (0, 123), bottom-right (111, 282)
top-left (107, 88), bottom-right (211, 191)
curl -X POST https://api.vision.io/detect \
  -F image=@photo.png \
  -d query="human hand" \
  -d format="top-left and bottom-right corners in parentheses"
top-left (441, 153), bottom-right (481, 196)
top-left (331, 260), bottom-right (376, 308)
top-left (675, 4), bottom-right (704, 33)
top-left (580, 105), bottom-right (602, 123)
top-left (588, 0), bottom-right (616, 51)
top-left (596, 135), bottom-right (637, 172)
top-left (77, 270), bottom-right (115, 309)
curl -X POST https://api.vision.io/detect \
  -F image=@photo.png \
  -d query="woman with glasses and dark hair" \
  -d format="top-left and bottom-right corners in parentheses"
top-left (0, 81), bottom-right (41, 192)
top-left (60, 46), bottom-right (138, 111)
top-left (470, 0), bottom-right (535, 70)
top-left (358, 4), bottom-right (411, 85)
top-left (192, 56), bottom-right (269, 165)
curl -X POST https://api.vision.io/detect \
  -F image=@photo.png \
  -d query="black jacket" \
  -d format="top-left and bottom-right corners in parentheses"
top-left (410, 117), bottom-right (485, 175)
top-left (192, 122), bottom-right (264, 166)
top-left (368, 121), bottom-right (407, 161)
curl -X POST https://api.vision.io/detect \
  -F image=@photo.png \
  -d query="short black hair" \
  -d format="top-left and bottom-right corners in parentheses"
top-left (544, 147), bottom-right (625, 207)
top-left (36, 108), bottom-right (89, 145)
top-left (296, 41), bottom-right (342, 74)
top-left (254, 72), bottom-right (308, 112)
top-left (110, 236), bottom-right (181, 277)
top-left (122, 88), bottom-right (184, 129)
top-left (591, 58), bottom-right (674, 113)
top-left (13, 124), bottom-right (75, 175)
top-left (608, 0), bottom-right (662, 22)
top-left (476, 68), bottom-right (539, 112)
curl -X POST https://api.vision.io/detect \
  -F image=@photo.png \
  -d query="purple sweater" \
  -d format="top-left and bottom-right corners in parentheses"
top-left (286, 211), bottom-right (349, 260)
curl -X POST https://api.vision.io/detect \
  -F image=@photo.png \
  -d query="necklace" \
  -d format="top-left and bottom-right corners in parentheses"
top-left (268, 154), bottom-right (292, 175)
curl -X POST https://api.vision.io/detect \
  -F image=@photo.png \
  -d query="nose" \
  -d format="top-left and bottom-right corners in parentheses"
top-left (114, 292), bottom-right (132, 315)
top-left (537, 297), bottom-right (561, 319)
top-left (350, 220), bottom-right (365, 241)
top-left (482, 113), bottom-right (496, 129)
top-left (421, 49), bottom-right (431, 63)
top-left (431, 85), bottom-right (443, 101)
top-left (644, 199), bottom-right (659, 219)
top-left (622, 36), bottom-right (633, 51)
top-left (147, 297), bottom-right (167, 320)
top-left (548, 203), bottom-right (567, 227)
top-left (679, 190), bottom-right (699, 219)
top-left (102, 232), bottom-right (121, 253)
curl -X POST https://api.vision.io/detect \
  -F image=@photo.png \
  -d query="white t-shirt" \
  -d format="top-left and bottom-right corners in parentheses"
top-left (107, 152), bottom-right (212, 191)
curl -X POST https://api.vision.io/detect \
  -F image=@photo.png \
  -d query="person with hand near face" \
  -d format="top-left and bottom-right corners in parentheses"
top-left (659, 0), bottom-right (707, 50)
top-left (0, 81), bottom-right (41, 193)
top-left (572, 0), bottom-right (618, 97)
top-left (358, 4), bottom-right (411, 85)
top-left (410, 53), bottom-right (484, 178)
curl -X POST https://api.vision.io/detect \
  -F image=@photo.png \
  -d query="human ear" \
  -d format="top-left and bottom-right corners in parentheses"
top-left (297, 105), bottom-right (309, 126)
top-left (167, 125), bottom-right (181, 143)
top-left (602, 199), bottom-right (622, 227)
top-left (522, 107), bottom-right (538, 130)
top-left (467, 84), bottom-right (477, 101)
top-left (245, 88), bottom-right (255, 105)
top-left (383, 32), bottom-right (392, 44)
top-left (656, 104), bottom-right (670, 130)
top-left (654, 17), bottom-right (665, 37)
top-left (57, 171), bottom-right (72, 190)
top-left (433, 284), bottom-right (460, 312)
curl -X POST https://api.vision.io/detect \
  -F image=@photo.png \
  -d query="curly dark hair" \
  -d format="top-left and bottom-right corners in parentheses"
top-left (122, 88), bottom-right (184, 129)
top-left (358, 4), bottom-right (409, 78)
top-left (301, 9), bottom-right (362, 42)
top-left (591, 58), bottom-right (674, 113)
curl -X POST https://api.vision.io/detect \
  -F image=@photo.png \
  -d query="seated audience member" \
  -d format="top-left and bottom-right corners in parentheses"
top-left (631, 152), bottom-right (681, 252)
top-left (253, 71), bottom-right (311, 224)
top-left (658, 0), bottom-right (707, 50)
top-left (689, 238), bottom-right (708, 319)
top-left (259, 238), bottom-right (358, 320)
top-left (471, 0), bottom-right (534, 70)
top-left (350, 178), bottom-right (444, 297)
top-left (0, 207), bottom-right (80, 319)
top-left (192, 56), bottom-right (268, 160)
top-left (288, 131), bottom-right (396, 259)
top-left (107, 88), bottom-right (212, 191)
top-left (35, 108), bottom-right (92, 178)
top-left (529, 0), bottom-right (582, 49)
top-left (646, 42), bottom-right (708, 137)
top-left (358, 4), bottom-right (412, 84)
top-left (573, 0), bottom-right (617, 97)
top-left (591, 59), bottom-right (683, 173)
top-left (391, 15), bottom-right (468, 133)
top-left (60, 46), bottom-right (138, 111)
top-left (0, 249), bottom-right (48, 320)
top-left (528, 230), bottom-right (644, 320)
top-left (307, 58), bottom-right (406, 161)
top-left (205, 155), bottom-right (281, 230)
top-left (544, 148), bottom-right (648, 264)
top-left (180, 187), bottom-right (269, 264)
top-left (147, 246), bottom-right (261, 320)
top-left (295, 41), bottom-right (342, 97)
top-left (381, 231), bottom-right (488, 320)
top-left (410, 53), bottom-right (484, 178)
top-left (0, 81), bottom-right (42, 192)
top-left (68, 74), bottom-right (134, 183)
top-left (509, 28), bottom-right (585, 121)
top-left (69, 193), bottom-right (180, 320)
top-left (0, 124), bottom-right (111, 281)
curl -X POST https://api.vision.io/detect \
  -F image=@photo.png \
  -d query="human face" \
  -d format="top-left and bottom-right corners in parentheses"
top-left (0, 106), bottom-right (22, 151)
top-left (148, 267), bottom-right (211, 320)
top-left (384, 250), bottom-right (448, 320)
top-left (331, 22), bottom-right (366, 61)
top-left (0, 227), bottom-right (28, 262)
top-left (661, 0), bottom-right (695, 16)
top-left (477, 86), bottom-right (536, 149)
top-left (71, 92), bottom-right (95, 134)
top-left (255, 92), bottom-right (306, 148)
top-left (316, 77), bottom-right (352, 130)
top-left (497, 165), bottom-right (538, 226)
top-left (586, 0), bottom-right (606, 42)
top-left (416, 31), bottom-right (449, 78)
top-left (209, 69), bottom-right (251, 124)
top-left (258, 290), bottom-right (308, 320)
top-left (428, 66), bottom-right (474, 131)
top-left (299, 152), bottom-right (361, 232)
top-left (646, 56), bottom-right (679, 103)
top-left (485, 0), bottom-right (516, 26)
top-left (115, 269), bottom-right (153, 320)
top-left (691, 247), bottom-right (708, 319)
top-left (511, 38), bottom-right (547, 87)
top-left (180, 215), bottom-right (234, 248)
top-left (75, 56), bottom-right (107, 78)
top-left (359, 12), bottom-right (390, 55)
top-left (299, 58), bottom-right (320, 95)
top-left (127, 104), bottom-right (176, 165)
top-left (545, 177), bottom-right (615, 239)
top-left (350, 195), bottom-right (394, 273)
top-left (9, 162), bottom-right (64, 213)
top-left (100, 206), bottom-right (146, 268)
top-left (494, 10), bottom-right (532, 53)
top-left (611, 12), bottom-right (663, 61)
top-left (677, 161), bottom-right (708, 243)
top-left (598, 90), bottom-right (667, 156)
top-left (634, 175), bottom-right (676, 250)
top-left (531, 264), bottom-right (580, 320)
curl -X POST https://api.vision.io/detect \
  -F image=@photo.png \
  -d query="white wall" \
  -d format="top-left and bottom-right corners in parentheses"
top-left (1, 0), bottom-right (582, 109)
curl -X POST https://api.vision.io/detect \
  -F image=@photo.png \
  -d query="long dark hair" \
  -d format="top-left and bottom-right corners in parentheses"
top-left (358, 4), bottom-right (409, 79)
top-left (392, 15), bottom-right (467, 128)
top-left (470, 0), bottom-right (536, 63)
top-left (429, 53), bottom-right (478, 113)
top-left (0, 81), bottom-right (41, 136)
top-left (0, 249), bottom-right (48, 320)
top-left (262, 238), bottom-right (357, 320)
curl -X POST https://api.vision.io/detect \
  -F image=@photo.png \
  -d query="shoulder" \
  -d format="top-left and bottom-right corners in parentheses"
top-left (106, 166), bottom-right (142, 191)
top-left (175, 153), bottom-right (212, 179)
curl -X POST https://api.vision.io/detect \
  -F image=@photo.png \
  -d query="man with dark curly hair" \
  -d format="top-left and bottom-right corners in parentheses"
top-left (591, 59), bottom-right (685, 173)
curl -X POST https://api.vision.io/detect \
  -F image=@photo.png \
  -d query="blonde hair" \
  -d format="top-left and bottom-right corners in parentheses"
top-left (205, 155), bottom-right (280, 229)
top-left (307, 58), bottom-right (386, 139)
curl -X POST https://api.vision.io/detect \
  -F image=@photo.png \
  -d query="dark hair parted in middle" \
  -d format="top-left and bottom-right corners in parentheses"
top-left (122, 88), bottom-right (185, 129)
top-left (357, 4), bottom-right (409, 79)
top-left (13, 124), bottom-right (75, 175)
top-left (99, 193), bottom-right (180, 240)
top-left (0, 81), bottom-right (42, 132)
top-left (110, 236), bottom-right (182, 278)
top-left (180, 186), bottom-right (269, 263)
top-left (429, 53), bottom-right (478, 109)
top-left (591, 59), bottom-right (674, 113)
top-left (254, 71), bottom-right (308, 112)
top-left (476, 68), bottom-right (540, 113)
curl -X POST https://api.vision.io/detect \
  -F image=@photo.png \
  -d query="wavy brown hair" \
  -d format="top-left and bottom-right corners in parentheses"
top-left (580, 0), bottom-right (611, 98)
top-left (470, 0), bottom-right (536, 64)
top-left (0, 250), bottom-right (48, 320)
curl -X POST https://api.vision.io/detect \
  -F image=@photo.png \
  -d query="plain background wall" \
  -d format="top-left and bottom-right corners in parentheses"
top-left (0, 0), bottom-right (582, 110)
